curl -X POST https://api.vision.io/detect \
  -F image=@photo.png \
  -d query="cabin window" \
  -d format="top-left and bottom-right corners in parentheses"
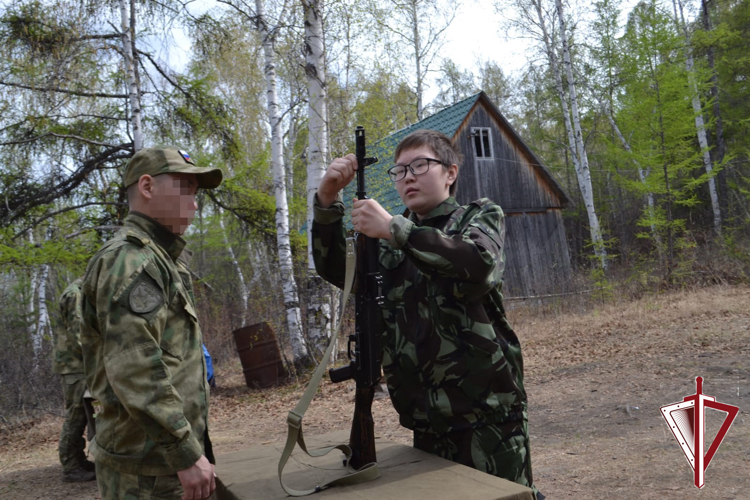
top-left (471, 128), bottom-right (493, 159)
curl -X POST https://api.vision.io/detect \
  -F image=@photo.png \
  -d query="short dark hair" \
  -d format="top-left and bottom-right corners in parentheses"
top-left (394, 129), bottom-right (462, 195)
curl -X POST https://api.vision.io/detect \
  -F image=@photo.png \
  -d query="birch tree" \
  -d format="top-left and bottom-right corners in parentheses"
top-left (370, 0), bottom-right (458, 120)
top-left (219, 0), bottom-right (311, 366)
top-left (580, 0), bottom-right (659, 241)
top-left (33, 263), bottom-right (51, 371)
top-left (502, 0), bottom-right (607, 267)
top-left (619, 0), bottom-right (708, 280)
top-left (218, 208), bottom-right (251, 321)
top-left (577, 70), bottom-right (658, 240)
top-left (120, 0), bottom-right (142, 152)
top-left (672, 0), bottom-right (721, 234)
top-left (555, 0), bottom-right (607, 268)
top-left (699, 0), bottom-right (728, 218)
top-left (302, 0), bottom-right (332, 359)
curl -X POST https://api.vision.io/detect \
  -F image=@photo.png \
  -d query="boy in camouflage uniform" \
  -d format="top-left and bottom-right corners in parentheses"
top-left (312, 130), bottom-right (539, 497)
top-left (80, 147), bottom-right (222, 500)
top-left (53, 277), bottom-right (96, 482)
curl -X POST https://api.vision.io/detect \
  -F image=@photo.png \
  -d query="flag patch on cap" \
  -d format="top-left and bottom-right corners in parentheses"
top-left (179, 150), bottom-right (194, 164)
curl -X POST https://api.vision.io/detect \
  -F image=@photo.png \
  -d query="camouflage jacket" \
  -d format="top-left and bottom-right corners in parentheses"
top-left (313, 196), bottom-right (527, 434)
top-left (81, 212), bottom-right (210, 475)
top-left (52, 278), bottom-right (85, 375)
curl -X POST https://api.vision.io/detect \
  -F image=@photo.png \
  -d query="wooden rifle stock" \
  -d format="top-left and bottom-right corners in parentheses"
top-left (328, 126), bottom-right (382, 470)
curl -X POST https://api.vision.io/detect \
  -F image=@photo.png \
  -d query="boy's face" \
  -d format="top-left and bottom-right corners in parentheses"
top-left (394, 145), bottom-right (456, 218)
top-left (149, 173), bottom-right (199, 235)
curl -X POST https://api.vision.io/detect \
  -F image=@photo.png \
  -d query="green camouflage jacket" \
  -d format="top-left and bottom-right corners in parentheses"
top-left (53, 278), bottom-right (84, 375)
top-left (81, 212), bottom-right (210, 475)
top-left (313, 196), bottom-right (527, 434)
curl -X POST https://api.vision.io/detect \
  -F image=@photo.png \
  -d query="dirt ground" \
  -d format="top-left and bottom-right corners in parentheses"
top-left (1, 285), bottom-right (748, 499)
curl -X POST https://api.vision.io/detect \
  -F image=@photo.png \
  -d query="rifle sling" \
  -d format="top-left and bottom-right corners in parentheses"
top-left (278, 238), bottom-right (381, 496)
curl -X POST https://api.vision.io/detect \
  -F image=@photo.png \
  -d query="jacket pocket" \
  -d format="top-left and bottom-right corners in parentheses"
top-left (159, 292), bottom-right (189, 361)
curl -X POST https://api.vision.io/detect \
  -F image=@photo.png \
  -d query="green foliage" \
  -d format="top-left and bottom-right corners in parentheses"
top-left (589, 266), bottom-right (614, 302)
top-left (602, 0), bottom-right (714, 276)
top-left (478, 60), bottom-right (512, 107)
top-left (1, 0), bottom-right (71, 58)
top-left (432, 58), bottom-right (477, 111)
top-left (346, 67), bottom-right (417, 147)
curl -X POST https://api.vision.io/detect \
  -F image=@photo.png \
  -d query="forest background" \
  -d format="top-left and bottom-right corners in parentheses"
top-left (1, 0), bottom-right (749, 422)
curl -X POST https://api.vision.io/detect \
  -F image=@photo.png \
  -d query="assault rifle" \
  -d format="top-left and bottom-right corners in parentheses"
top-left (328, 126), bottom-right (383, 470)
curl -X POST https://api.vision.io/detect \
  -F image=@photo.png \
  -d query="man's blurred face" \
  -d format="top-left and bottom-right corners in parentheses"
top-left (150, 173), bottom-right (199, 235)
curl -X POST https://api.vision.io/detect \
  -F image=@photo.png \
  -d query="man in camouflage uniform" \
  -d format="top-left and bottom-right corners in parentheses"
top-left (80, 147), bottom-right (222, 500)
top-left (53, 277), bottom-right (96, 482)
top-left (312, 130), bottom-right (539, 497)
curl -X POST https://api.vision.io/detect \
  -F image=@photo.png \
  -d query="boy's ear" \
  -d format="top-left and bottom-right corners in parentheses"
top-left (447, 164), bottom-right (458, 184)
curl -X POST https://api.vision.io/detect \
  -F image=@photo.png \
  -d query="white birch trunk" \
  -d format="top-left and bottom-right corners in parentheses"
top-left (248, 240), bottom-right (266, 289)
top-left (303, 0), bottom-right (332, 360)
top-left (607, 112), bottom-right (658, 240)
top-left (534, 0), bottom-right (580, 175)
top-left (555, 0), bottom-right (607, 268)
top-left (673, 0), bottom-right (721, 235)
top-left (410, 0), bottom-right (424, 120)
top-left (575, 69), bottom-right (659, 239)
top-left (120, 0), bottom-right (142, 152)
top-left (219, 209), bottom-right (250, 322)
top-left (26, 231), bottom-right (48, 372)
top-left (33, 264), bottom-right (50, 371)
top-left (285, 118), bottom-right (296, 196)
top-left (28, 269), bottom-right (39, 370)
top-left (256, 0), bottom-right (309, 364)
top-left (534, 0), bottom-right (606, 267)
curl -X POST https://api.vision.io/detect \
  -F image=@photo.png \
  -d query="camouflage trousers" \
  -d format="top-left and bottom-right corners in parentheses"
top-left (59, 373), bottom-right (89, 472)
top-left (413, 419), bottom-right (537, 496)
top-left (96, 462), bottom-right (185, 500)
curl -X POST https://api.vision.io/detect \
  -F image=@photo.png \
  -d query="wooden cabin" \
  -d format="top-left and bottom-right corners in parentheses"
top-left (344, 92), bottom-right (573, 298)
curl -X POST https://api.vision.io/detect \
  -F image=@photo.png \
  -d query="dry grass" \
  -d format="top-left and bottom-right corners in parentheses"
top-left (514, 284), bottom-right (750, 376)
top-left (2, 284), bottom-right (749, 499)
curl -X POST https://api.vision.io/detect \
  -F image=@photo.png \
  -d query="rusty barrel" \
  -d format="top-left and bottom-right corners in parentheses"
top-left (232, 322), bottom-right (287, 388)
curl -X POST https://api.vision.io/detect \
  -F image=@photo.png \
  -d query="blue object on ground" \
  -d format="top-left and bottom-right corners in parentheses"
top-left (202, 344), bottom-right (216, 388)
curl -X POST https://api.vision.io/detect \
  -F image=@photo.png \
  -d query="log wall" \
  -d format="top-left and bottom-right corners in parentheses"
top-left (453, 103), bottom-right (572, 297)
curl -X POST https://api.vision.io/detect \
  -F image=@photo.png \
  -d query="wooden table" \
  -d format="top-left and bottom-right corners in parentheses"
top-left (215, 431), bottom-right (534, 500)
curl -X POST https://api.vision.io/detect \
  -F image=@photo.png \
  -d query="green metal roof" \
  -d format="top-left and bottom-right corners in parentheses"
top-left (343, 93), bottom-right (482, 225)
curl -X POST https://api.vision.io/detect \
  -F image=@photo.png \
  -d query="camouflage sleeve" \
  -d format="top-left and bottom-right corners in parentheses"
top-left (389, 202), bottom-right (506, 302)
top-left (311, 192), bottom-right (348, 289)
top-left (53, 287), bottom-right (84, 374)
top-left (88, 246), bottom-right (203, 471)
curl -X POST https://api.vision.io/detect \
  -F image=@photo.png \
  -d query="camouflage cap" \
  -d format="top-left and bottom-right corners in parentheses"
top-left (124, 147), bottom-right (223, 189)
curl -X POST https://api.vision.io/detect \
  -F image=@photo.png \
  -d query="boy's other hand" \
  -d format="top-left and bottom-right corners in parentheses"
top-left (318, 154), bottom-right (357, 208)
top-left (352, 198), bottom-right (393, 240)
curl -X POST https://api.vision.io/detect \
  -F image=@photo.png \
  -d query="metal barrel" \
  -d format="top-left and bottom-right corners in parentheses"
top-left (232, 322), bottom-right (287, 388)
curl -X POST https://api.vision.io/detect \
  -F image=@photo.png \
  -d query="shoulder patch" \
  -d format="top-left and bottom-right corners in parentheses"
top-left (129, 278), bottom-right (164, 314)
top-left (125, 231), bottom-right (150, 247)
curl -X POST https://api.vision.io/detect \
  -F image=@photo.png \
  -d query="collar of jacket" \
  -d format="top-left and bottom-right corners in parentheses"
top-left (405, 196), bottom-right (460, 225)
top-left (125, 212), bottom-right (186, 261)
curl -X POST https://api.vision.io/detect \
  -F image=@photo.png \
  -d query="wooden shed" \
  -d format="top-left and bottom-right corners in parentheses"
top-left (344, 91), bottom-right (573, 298)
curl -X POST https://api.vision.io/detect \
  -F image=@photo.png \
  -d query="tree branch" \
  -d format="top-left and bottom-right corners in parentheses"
top-left (0, 133), bottom-right (123, 148)
top-left (1, 144), bottom-right (132, 226)
top-left (0, 80), bottom-right (128, 99)
top-left (13, 202), bottom-right (127, 240)
top-left (70, 34), bottom-right (122, 42)
top-left (64, 225), bottom-right (122, 240)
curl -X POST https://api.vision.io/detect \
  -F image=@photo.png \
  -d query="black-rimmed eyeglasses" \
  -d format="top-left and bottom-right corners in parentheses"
top-left (387, 158), bottom-right (445, 182)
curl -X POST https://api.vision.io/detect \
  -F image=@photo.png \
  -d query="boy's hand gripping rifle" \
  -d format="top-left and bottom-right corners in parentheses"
top-left (328, 126), bottom-right (384, 470)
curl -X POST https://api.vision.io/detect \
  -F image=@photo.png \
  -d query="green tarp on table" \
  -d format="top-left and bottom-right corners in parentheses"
top-left (215, 431), bottom-right (534, 500)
